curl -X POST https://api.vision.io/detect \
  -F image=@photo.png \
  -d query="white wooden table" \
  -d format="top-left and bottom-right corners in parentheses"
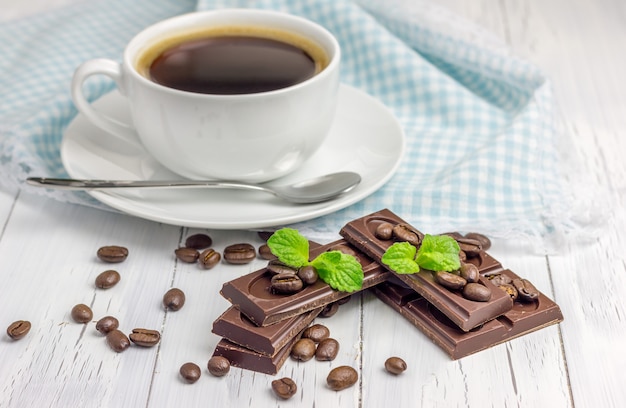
top-left (1, 0), bottom-right (624, 407)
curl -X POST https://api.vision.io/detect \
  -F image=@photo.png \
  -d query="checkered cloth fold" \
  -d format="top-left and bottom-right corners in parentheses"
top-left (0, 0), bottom-right (577, 244)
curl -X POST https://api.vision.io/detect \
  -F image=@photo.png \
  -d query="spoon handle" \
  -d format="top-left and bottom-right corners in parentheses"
top-left (25, 177), bottom-right (269, 193)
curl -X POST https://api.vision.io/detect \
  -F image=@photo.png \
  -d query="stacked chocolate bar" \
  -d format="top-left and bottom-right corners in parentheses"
top-left (211, 209), bottom-right (563, 373)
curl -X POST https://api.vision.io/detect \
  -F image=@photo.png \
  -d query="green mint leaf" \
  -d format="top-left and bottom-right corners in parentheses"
top-left (311, 251), bottom-right (364, 292)
top-left (381, 242), bottom-right (420, 274)
top-left (415, 234), bottom-right (460, 272)
top-left (267, 228), bottom-right (310, 268)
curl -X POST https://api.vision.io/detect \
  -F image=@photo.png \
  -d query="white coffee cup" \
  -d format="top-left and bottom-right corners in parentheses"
top-left (71, 9), bottom-right (340, 182)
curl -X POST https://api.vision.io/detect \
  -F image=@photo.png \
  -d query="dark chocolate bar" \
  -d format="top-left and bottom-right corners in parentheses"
top-left (220, 239), bottom-right (389, 326)
top-left (340, 209), bottom-right (513, 331)
top-left (212, 335), bottom-right (298, 375)
top-left (212, 306), bottom-right (321, 356)
top-left (371, 275), bottom-right (563, 359)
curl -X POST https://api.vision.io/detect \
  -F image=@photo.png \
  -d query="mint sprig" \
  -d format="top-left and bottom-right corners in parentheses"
top-left (267, 228), bottom-right (364, 292)
top-left (381, 234), bottom-right (460, 274)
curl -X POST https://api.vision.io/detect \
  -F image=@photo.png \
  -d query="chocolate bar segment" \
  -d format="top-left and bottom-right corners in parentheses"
top-left (212, 306), bottom-right (321, 356)
top-left (340, 209), bottom-right (512, 331)
top-left (212, 335), bottom-right (298, 375)
top-left (220, 239), bottom-right (389, 326)
top-left (371, 275), bottom-right (563, 359)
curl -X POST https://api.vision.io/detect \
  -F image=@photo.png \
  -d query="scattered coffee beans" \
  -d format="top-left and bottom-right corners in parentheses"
top-left (199, 248), bottom-right (221, 269)
top-left (258, 244), bottom-right (277, 260)
top-left (223, 243), bottom-right (256, 264)
top-left (266, 260), bottom-right (297, 275)
top-left (97, 245), bottom-right (128, 263)
top-left (96, 316), bottom-right (119, 335)
top-left (106, 329), bottom-right (131, 353)
top-left (315, 338), bottom-right (339, 361)
top-left (302, 324), bottom-right (330, 343)
top-left (290, 338), bottom-right (316, 361)
top-left (179, 362), bottom-right (201, 384)
top-left (319, 302), bottom-right (339, 318)
top-left (435, 271), bottom-right (467, 290)
top-left (374, 222), bottom-right (394, 240)
top-left (270, 272), bottom-right (303, 295)
top-left (184, 233), bottom-right (213, 249)
top-left (71, 303), bottom-right (93, 323)
top-left (512, 278), bottom-right (539, 302)
top-left (95, 269), bottom-right (121, 289)
top-left (384, 357), bottom-right (407, 375)
top-left (464, 232), bottom-right (491, 250)
top-left (271, 377), bottom-right (297, 399)
top-left (163, 288), bottom-right (186, 311)
top-left (129, 328), bottom-right (161, 347)
top-left (327, 366), bottom-right (358, 391)
top-left (175, 247), bottom-right (199, 263)
top-left (392, 223), bottom-right (421, 246)
top-left (462, 283), bottom-right (492, 302)
top-left (459, 263), bottom-right (479, 283)
top-left (456, 238), bottom-right (482, 258)
top-left (297, 265), bottom-right (319, 285)
top-left (7, 320), bottom-right (31, 340)
top-left (207, 356), bottom-right (230, 377)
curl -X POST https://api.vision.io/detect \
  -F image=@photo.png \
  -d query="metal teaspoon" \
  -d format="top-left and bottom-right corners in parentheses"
top-left (26, 172), bottom-right (361, 204)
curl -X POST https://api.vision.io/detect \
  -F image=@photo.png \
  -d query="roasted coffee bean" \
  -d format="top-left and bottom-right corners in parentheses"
top-left (271, 377), bottom-right (297, 399)
top-left (97, 245), bottom-right (128, 263)
top-left (7, 320), bottom-right (31, 340)
top-left (129, 328), bottom-right (161, 347)
top-left (266, 259), bottom-right (297, 275)
top-left (315, 338), bottom-right (339, 361)
top-left (374, 222), bottom-right (394, 240)
top-left (71, 303), bottom-right (93, 323)
top-left (163, 288), bottom-right (186, 311)
top-left (459, 263), bottom-right (479, 283)
top-left (512, 278), bottom-right (539, 302)
top-left (95, 269), bottom-right (121, 289)
top-left (464, 232), bottom-right (491, 250)
top-left (96, 316), bottom-right (119, 335)
top-left (443, 232), bottom-right (464, 240)
top-left (199, 248), bottom-right (221, 269)
top-left (106, 329), bottom-right (130, 353)
top-left (302, 324), bottom-right (330, 343)
top-left (392, 223), bottom-right (422, 246)
top-left (319, 302), bottom-right (339, 318)
top-left (462, 283), bottom-right (492, 302)
top-left (297, 265), bottom-right (319, 285)
top-left (258, 244), bottom-right (277, 260)
top-left (489, 273), bottom-right (512, 286)
top-left (384, 357), bottom-right (407, 375)
top-left (435, 271), bottom-right (467, 290)
top-left (175, 247), bottom-right (200, 263)
top-left (459, 250), bottom-right (467, 263)
top-left (223, 243), bottom-right (256, 264)
top-left (207, 356), bottom-right (230, 377)
top-left (290, 338), bottom-right (316, 361)
top-left (184, 233), bottom-right (213, 249)
top-left (271, 272), bottom-right (303, 294)
top-left (179, 362), bottom-right (201, 384)
top-left (499, 284), bottom-right (519, 300)
top-left (455, 238), bottom-right (482, 258)
top-left (327, 366), bottom-right (358, 391)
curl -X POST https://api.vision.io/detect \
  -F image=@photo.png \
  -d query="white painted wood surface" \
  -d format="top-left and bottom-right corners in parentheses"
top-left (1, 0), bottom-right (624, 407)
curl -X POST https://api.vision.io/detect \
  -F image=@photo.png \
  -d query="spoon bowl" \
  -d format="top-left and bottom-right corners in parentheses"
top-left (26, 172), bottom-right (362, 204)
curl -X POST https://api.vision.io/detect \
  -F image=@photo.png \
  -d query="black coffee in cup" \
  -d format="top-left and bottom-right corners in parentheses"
top-left (137, 26), bottom-right (329, 95)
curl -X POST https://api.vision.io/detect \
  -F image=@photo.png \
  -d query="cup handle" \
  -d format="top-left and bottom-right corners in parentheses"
top-left (71, 59), bottom-right (142, 148)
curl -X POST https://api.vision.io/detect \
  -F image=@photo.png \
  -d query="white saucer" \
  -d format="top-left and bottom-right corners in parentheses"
top-left (61, 84), bottom-right (405, 229)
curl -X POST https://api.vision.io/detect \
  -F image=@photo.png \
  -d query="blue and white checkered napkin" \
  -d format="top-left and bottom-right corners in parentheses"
top-left (0, 0), bottom-right (577, 243)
